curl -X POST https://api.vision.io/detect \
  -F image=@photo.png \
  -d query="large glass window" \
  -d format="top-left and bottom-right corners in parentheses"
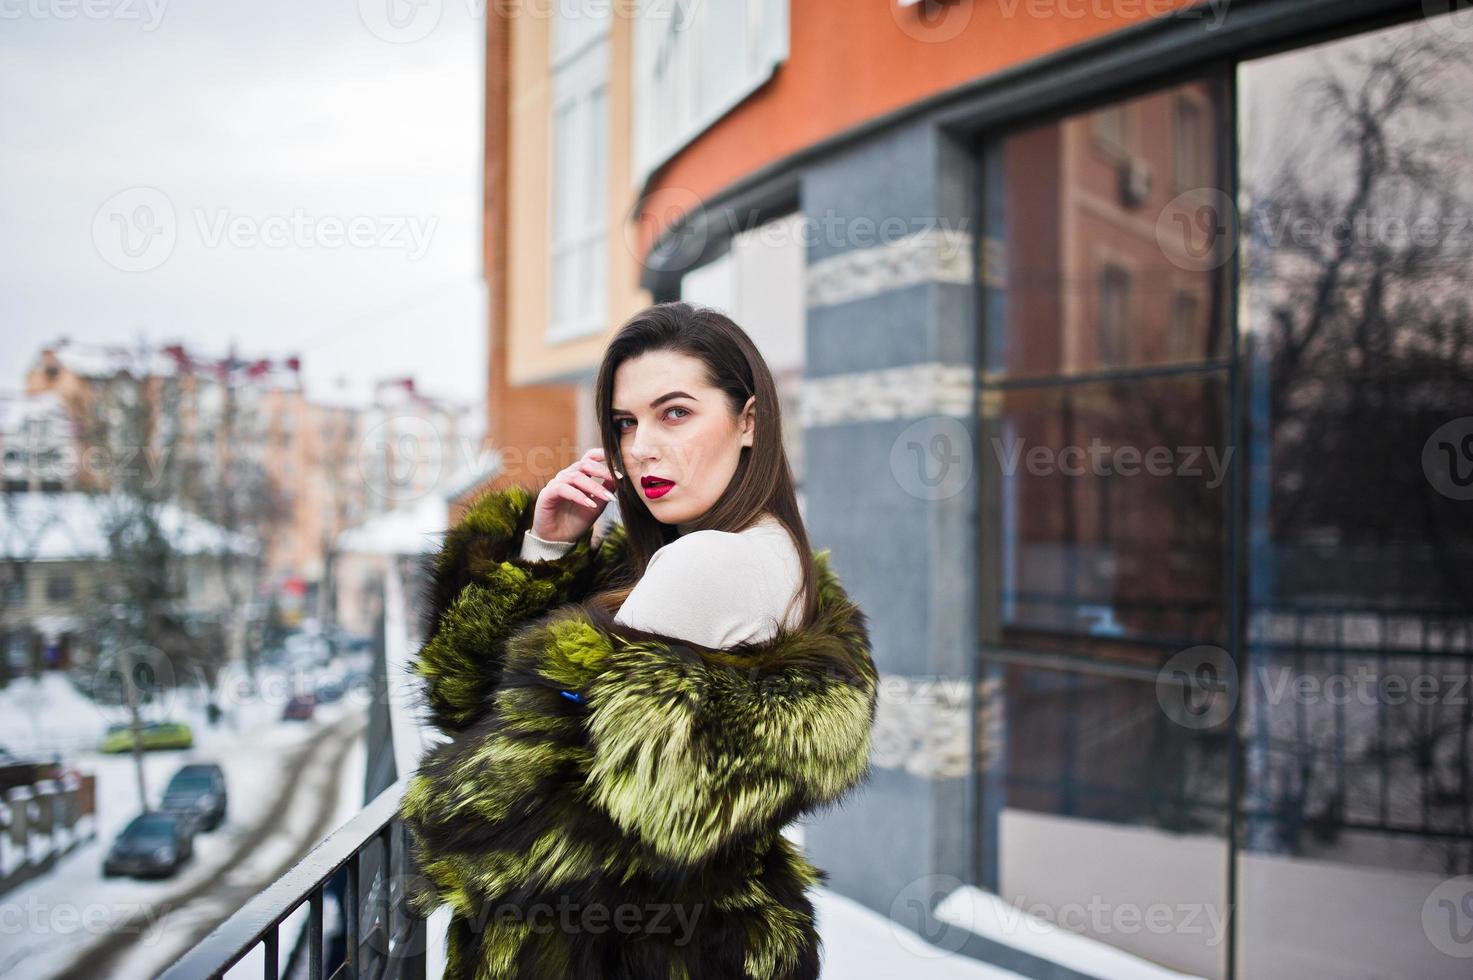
top-left (979, 76), bottom-right (1233, 980)
top-left (632, 0), bottom-right (788, 182)
top-left (1236, 18), bottom-right (1473, 980)
top-left (979, 10), bottom-right (1473, 979)
top-left (548, 3), bottom-right (609, 342)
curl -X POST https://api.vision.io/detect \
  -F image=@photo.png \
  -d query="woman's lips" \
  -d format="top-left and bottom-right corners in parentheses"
top-left (642, 478), bottom-right (675, 499)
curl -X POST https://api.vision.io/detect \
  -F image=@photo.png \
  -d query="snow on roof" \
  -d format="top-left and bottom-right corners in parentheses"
top-left (335, 451), bottom-right (503, 557)
top-left (0, 389), bottom-right (70, 433)
top-left (42, 339), bottom-right (178, 379)
top-left (335, 490), bottom-right (449, 556)
top-left (0, 491), bottom-right (258, 561)
top-left (440, 446), bottom-right (501, 502)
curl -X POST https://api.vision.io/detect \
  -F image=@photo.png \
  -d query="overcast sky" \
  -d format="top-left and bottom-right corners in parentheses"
top-left (0, 0), bottom-right (487, 409)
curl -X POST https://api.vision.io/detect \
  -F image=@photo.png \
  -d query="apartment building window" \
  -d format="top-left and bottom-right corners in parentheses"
top-left (1168, 287), bottom-right (1204, 362)
top-left (1096, 260), bottom-right (1132, 368)
top-left (1173, 94), bottom-right (1210, 190)
top-left (548, 2), bottom-right (610, 343)
top-left (1091, 103), bottom-right (1129, 158)
top-left (46, 573), bottom-right (75, 602)
top-left (633, 0), bottom-right (788, 182)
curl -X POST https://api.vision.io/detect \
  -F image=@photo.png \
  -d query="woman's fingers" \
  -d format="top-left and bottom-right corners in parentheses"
top-left (575, 456), bottom-right (620, 490)
top-left (582, 447), bottom-right (623, 478)
top-left (553, 482), bottom-right (600, 510)
top-left (568, 471), bottom-right (616, 503)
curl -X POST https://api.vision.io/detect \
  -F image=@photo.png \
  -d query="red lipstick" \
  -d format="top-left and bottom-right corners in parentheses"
top-left (641, 475), bottom-right (675, 499)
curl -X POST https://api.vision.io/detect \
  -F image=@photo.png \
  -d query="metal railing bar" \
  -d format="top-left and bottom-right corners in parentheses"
top-left (310, 885), bottom-right (324, 980)
top-left (980, 645), bottom-right (1229, 687)
top-left (264, 925), bottom-right (279, 980)
top-left (346, 850), bottom-right (361, 980)
top-left (378, 823), bottom-right (392, 970)
top-left (158, 778), bottom-right (412, 980)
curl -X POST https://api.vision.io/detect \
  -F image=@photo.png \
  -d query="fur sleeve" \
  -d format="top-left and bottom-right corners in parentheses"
top-left (411, 482), bottom-right (630, 734)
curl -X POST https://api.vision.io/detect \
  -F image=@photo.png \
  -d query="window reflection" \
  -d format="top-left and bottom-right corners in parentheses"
top-left (979, 76), bottom-right (1234, 980)
top-left (1237, 18), bottom-right (1473, 980)
top-left (986, 81), bottom-right (1227, 381)
top-left (980, 16), bottom-right (1473, 978)
top-left (984, 375), bottom-right (1228, 659)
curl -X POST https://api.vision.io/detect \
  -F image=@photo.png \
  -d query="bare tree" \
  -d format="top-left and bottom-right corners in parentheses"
top-left (1243, 32), bottom-right (1473, 869)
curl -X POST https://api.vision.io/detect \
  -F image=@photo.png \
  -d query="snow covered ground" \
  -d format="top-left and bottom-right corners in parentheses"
top-left (811, 888), bottom-right (1031, 979)
top-left (0, 666), bottom-right (369, 979)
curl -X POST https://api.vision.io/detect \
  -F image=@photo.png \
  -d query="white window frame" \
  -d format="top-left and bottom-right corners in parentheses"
top-left (548, 7), bottom-right (611, 344)
top-left (632, 0), bottom-right (789, 184)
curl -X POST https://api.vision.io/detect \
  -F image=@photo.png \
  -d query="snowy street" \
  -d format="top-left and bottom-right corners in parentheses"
top-left (0, 669), bottom-right (368, 979)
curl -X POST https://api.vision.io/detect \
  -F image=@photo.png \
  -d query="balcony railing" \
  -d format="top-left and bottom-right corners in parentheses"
top-left (1, 773), bottom-right (97, 898)
top-left (160, 777), bottom-right (427, 980)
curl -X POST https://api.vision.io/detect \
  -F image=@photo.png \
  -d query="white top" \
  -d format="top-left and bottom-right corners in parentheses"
top-left (519, 514), bottom-right (805, 649)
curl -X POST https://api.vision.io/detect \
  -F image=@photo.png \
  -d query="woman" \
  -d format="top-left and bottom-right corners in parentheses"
top-left (401, 301), bottom-right (878, 979)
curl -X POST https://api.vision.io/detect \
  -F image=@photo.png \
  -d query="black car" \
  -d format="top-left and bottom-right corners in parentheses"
top-left (160, 762), bottom-right (228, 832)
top-left (102, 811), bottom-right (194, 879)
top-left (313, 676), bottom-right (345, 704)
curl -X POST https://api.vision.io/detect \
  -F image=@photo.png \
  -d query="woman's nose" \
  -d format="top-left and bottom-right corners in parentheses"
top-left (628, 432), bottom-right (660, 463)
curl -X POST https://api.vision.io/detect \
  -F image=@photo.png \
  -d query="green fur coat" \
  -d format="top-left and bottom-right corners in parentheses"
top-left (400, 485), bottom-right (879, 980)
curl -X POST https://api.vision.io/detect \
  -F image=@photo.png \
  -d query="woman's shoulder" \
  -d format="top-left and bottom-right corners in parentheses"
top-left (614, 515), bottom-right (804, 647)
top-left (652, 514), bottom-right (796, 571)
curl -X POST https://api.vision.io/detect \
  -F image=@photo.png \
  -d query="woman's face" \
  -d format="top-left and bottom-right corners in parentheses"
top-left (611, 349), bottom-right (754, 531)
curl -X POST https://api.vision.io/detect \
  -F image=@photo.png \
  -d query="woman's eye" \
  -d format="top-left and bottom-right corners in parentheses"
top-left (615, 407), bottom-right (688, 431)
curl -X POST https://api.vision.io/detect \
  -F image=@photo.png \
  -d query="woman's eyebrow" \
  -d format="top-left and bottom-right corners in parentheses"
top-left (613, 391), bottom-right (697, 413)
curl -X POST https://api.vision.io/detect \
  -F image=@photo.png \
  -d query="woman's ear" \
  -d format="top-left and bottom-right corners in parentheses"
top-left (740, 395), bottom-right (756, 448)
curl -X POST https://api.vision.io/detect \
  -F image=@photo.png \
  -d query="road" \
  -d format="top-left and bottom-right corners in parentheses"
top-left (51, 708), bottom-right (367, 979)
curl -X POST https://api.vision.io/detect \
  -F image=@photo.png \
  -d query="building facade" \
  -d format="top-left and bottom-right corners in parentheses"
top-left (21, 341), bottom-right (470, 626)
top-left (483, 2), bottom-right (1473, 976)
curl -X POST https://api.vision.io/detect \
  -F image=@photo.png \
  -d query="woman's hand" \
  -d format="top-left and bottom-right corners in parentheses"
top-left (530, 447), bottom-right (623, 544)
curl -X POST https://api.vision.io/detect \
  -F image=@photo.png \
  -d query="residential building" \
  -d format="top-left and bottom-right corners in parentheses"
top-left (478, 1), bottom-right (1473, 977)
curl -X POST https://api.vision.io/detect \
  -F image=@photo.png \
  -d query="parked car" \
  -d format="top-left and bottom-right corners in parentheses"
top-left (313, 676), bottom-right (345, 704)
top-left (99, 721), bottom-right (194, 754)
top-left (102, 811), bottom-right (194, 879)
top-left (282, 693), bottom-right (315, 721)
top-left (160, 762), bottom-right (228, 832)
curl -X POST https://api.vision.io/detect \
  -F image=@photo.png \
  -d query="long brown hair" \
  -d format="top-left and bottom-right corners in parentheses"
top-left (588, 301), bottom-right (818, 632)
